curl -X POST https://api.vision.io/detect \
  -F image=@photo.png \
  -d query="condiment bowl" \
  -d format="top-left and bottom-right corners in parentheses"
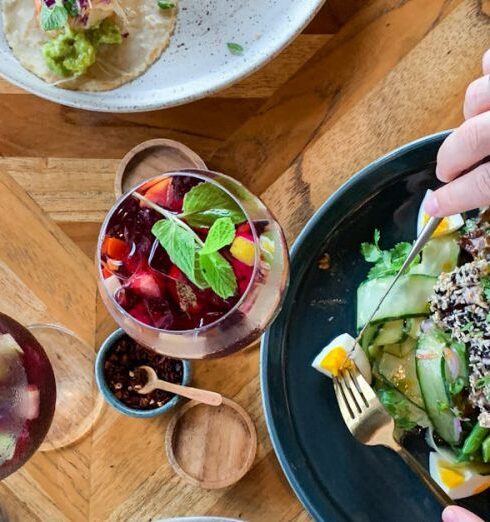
top-left (95, 328), bottom-right (191, 418)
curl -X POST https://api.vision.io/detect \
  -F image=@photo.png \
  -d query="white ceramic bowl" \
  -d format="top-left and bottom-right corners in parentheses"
top-left (0, 0), bottom-right (325, 112)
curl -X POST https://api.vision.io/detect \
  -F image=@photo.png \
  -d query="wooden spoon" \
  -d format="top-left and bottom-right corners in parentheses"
top-left (136, 366), bottom-right (223, 407)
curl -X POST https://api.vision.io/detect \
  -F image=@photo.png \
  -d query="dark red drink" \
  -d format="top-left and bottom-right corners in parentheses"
top-left (0, 313), bottom-right (56, 480)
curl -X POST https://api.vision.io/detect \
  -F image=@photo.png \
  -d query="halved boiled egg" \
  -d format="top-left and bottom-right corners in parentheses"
top-left (311, 333), bottom-right (371, 383)
top-left (417, 190), bottom-right (464, 237)
top-left (429, 452), bottom-right (490, 499)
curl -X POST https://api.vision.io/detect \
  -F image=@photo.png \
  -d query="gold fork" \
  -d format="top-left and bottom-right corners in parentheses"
top-left (333, 364), bottom-right (452, 506)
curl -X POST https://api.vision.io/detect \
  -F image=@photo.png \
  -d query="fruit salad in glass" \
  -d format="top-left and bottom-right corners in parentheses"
top-left (97, 170), bottom-right (289, 359)
top-left (0, 313), bottom-right (56, 480)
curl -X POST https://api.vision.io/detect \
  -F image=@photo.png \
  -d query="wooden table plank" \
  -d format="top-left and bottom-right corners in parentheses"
top-left (210, 0), bottom-right (462, 194)
top-left (260, 0), bottom-right (489, 244)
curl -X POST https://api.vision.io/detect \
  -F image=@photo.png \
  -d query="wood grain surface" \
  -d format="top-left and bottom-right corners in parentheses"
top-left (0, 0), bottom-right (488, 520)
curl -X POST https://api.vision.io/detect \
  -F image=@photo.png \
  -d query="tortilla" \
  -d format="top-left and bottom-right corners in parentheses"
top-left (1, 0), bottom-right (177, 91)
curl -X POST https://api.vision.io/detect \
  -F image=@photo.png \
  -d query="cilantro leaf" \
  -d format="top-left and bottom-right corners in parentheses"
top-left (181, 182), bottom-right (246, 227)
top-left (482, 276), bottom-right (490, 303)
top-left (360, 230), bottom-right (420, 279)
top-left (41, 3), bottom-right (68, 32)
top-left (227, 42), bottom-right (244, 55)
top-left (200, 217), bottom-right (235, 255)
top-left (200, 251), bottom-right (237, 299)
top-left (377, 388), bottom-right (418, 431)
top-left (63, 0), bottom-right (79, 16)
top-left (152, 219), bottom-right (200, 287)
top-left (448, 377), bottom-right (465, 396)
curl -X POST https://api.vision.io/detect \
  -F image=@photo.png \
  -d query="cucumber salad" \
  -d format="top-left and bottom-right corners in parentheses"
top-left (312, 190), bottom-right (490, 500)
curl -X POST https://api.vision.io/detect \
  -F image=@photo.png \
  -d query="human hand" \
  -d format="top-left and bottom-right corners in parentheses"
top-left (442, 505), bottom-right (484, 522)
top-left (425, 49), bottom-right (490, 216)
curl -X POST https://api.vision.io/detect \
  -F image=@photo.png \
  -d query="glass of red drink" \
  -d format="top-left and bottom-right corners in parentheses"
top-left (97, 170), bottom-right (289, 359)
top-left (0, 313), bottom-right (56, 480)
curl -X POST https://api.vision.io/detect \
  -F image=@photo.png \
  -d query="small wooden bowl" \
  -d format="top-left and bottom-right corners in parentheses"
top-left (165, 397), bottom-right (257, 489)
top-left (115, 139), bottom-right (207, 198)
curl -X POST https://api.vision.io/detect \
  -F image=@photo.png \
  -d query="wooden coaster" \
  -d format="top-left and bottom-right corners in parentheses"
top-left (165, 397), bottom-right (257, 489)
top-left (114, 138), bottom-right (207, 198)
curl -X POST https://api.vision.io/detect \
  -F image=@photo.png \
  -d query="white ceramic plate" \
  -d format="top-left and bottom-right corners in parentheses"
top-left (0, 0), bottom-right (325, 112)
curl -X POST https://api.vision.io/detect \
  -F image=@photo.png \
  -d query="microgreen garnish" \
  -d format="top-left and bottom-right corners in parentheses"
top-left (476, 376), bottom-right (490, 389)
top-left (482, 276), bottom-right (490, 303)
top-left (64, 0), bottom-right (79, 16)
top-left (135, 192), bottom-right (239, 300)
top-left (158, 1), bottom-right (176, 9)
top-left (461, 321), bottom-right (474, 333)
top-left (448, 377), bottom-right (465, 396)
top-left (40, 2), bottom-right (69, 32)
top-left (227, 42), bottom-right (244, 55)
top-left (360, 229), bottom-right (420, 279)
top-left (179, 182), bottom-right (246, 228)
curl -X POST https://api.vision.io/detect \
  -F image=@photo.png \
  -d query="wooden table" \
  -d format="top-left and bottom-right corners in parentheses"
top-left (1, 0), bottom-right (489, 519)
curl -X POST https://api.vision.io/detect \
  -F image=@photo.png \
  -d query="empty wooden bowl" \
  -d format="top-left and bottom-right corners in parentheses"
top-left (165, 397), bottom-right (257, 489)
top-left (115, 139), bottom-right (207, 198)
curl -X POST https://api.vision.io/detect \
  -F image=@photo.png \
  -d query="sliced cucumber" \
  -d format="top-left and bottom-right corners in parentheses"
top-left (360, 324), bottom-right (380, 354)
top-left (357, 274), bottom-right (436, 330)
top-left (404, 317), bottom-right (424, 339)
top-left (374, 320), bottom-right (406, 346)
top-left (411, 234), bottom-right (460, 276)
top-left (416, 331), bottom-right (461, 445)
top-left (383, 337), bottom-right (417, 358)
top-left (378, 350), bottom-right (424, 408)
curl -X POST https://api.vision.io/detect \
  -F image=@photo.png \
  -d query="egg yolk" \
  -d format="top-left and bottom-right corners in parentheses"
top-left (320, 347), bottom-right (352, 377)
top-left (423, 213), bottom-right (449, 237)
top-left (473, 482), bottom-right (490, 495)
top-left (438, 462), bottom-right (465, 488)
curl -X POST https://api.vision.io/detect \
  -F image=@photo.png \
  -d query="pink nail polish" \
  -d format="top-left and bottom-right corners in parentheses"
top-left (442, 507), bottom-right (457, 522)
top-left (424, 192), bottom-right (440, 216)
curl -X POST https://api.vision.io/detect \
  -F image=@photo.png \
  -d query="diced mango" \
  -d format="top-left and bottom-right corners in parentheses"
top-left (230, 236), bottom-right (255, 267)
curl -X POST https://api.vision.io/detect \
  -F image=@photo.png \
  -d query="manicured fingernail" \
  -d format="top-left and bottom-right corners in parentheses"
top-left (424, 192), bottom-right (440, 216)
top-left (442, 506), bottom-right (458, 522)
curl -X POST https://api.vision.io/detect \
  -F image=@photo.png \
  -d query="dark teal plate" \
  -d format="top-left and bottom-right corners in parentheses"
top-left (261, 131), bottom-right (490, 521)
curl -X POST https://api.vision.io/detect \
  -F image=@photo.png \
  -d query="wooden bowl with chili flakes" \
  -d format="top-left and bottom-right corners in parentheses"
top-left (95, 329), bottom-right (191, 418)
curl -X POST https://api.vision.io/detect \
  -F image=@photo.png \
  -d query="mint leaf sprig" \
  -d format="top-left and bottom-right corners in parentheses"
top-left (178, 182), bottom-right (246, 228)
top-left (134, 192), bottom-right (238, 299)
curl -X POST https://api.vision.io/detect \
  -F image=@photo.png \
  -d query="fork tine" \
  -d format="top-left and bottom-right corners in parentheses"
top-left (336, 372), bottom-right (362, 415)
top-left (349, 364), bottom-right (377, 402)
top-left (333, 377), bottom-right (355, 421)
top-left (342, 368), bottom-right (367, 410)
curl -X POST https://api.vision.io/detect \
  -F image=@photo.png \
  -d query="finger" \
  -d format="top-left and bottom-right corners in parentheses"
top-left (436, 112), bottom-right (490, 182)
top-left (425, 162), bottom-right (490, 216)
top-left (483, 49), bottom-right (490, 75)
top-left (464, 75), bottom-right (490, 119)
top-left (442, 505), bottom-right (484, 522)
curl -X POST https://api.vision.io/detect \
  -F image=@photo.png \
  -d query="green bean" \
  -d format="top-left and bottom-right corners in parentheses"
top-left (482, 435), bottom-right (490, 463)
top-left (462, 424), bottom-right (490, 455)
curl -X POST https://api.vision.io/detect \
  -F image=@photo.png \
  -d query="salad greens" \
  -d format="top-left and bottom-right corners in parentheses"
top-left (360, 229), bottom-right (421, 280)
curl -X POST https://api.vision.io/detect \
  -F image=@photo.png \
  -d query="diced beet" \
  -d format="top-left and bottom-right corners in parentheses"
top-left (128, 302), bottom-right (153, 326)
top-left (230, 257), bottom-right (253, 295)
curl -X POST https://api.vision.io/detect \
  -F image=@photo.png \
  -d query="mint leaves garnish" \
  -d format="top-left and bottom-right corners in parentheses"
top-left (361, 229), bottom-right (420, 280)
top-left (138, 188), bottom-right (241, 300)
top-left (152, 220), bottom-right (198, 286)
top-left (180, 182), bottom-right (246, 227)
top-left (40, 3), bottom-right (69, 32)
top-left (200, 217), bottom-right (235, 255)
top-left (200, 252), bottom-right (237, 299)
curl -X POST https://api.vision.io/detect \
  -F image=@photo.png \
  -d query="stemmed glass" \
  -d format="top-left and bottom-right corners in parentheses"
top-left (97, 169), bottom-right (289, 359)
